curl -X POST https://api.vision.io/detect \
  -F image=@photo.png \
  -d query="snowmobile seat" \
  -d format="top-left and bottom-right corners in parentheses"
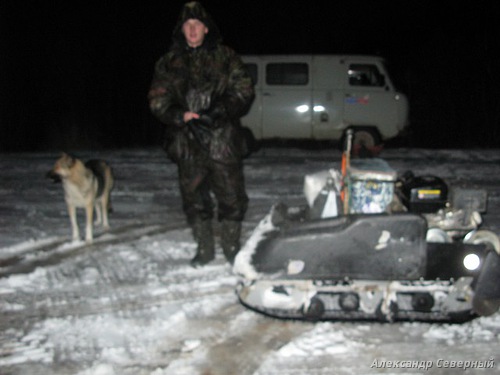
top-left (252, 213), bottom-right (427, 280)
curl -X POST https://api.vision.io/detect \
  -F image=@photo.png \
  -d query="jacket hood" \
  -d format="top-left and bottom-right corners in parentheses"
top-left (172, 1), bottom-right (222, 50)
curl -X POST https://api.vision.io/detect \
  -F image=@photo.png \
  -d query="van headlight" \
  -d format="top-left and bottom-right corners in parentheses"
top-left (295, 105), bottom-right (309, 113)
top-left (463, 253), bottom-right (481, 271)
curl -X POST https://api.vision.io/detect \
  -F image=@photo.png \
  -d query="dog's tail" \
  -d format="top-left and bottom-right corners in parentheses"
top-left (106, 166), bottom-right (114, 214)
top-left (86, 159), bottom-right (115, 213)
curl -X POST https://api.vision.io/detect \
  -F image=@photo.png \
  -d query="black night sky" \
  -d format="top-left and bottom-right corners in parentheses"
top-left (1, 0), bottom-right (499, 151)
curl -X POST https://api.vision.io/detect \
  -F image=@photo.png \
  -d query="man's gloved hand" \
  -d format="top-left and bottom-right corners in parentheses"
top-left (187, 119), bottom-right (212, 149)
top-left (198, 104), bottom-right (226, 128)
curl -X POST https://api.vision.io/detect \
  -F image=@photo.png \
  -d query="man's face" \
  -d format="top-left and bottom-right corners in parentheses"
top-left (182, 19), bottom-right (208, 48)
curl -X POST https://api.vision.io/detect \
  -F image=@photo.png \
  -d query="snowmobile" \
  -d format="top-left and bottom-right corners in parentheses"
top-left (234, 134), bottom-right (500, 323)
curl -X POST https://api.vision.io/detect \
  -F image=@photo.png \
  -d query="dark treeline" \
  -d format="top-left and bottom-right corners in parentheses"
top-left (1, 1), bottom-right (499, 152)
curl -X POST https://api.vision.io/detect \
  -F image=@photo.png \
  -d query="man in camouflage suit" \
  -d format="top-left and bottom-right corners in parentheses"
top-left (148, 2), bottom-right (254, 267)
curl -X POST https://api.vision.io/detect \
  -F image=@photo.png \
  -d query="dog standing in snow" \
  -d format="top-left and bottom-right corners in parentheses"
top-left (47, 152), bottom-right (114, 243)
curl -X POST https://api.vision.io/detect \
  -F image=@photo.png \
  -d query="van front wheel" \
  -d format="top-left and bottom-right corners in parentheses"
top-left (240, 127), bottom-right (260, 158)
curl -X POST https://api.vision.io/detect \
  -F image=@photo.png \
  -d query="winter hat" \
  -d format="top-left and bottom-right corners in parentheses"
top-left (172, 1), bottom-right (222, 49)
top-left (179, 1), bottom-right (210, 26)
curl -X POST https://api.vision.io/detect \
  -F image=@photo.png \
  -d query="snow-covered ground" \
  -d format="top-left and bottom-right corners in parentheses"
top-left (1, 146), bottom-right (500, 375)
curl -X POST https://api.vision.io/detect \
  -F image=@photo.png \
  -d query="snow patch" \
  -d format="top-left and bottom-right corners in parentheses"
top-left (76, 363), bottom-right (117, 375)
top-left (1, 148), bottom-right (500, 374)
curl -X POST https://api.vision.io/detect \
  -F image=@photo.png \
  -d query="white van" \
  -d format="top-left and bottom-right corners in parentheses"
top-left (240, 55), bottom-right (409, 148)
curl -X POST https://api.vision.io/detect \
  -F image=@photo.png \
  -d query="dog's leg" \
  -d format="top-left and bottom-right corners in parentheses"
top-left (68, 204), bottom-right (80, 242)
top-left (101, 195), bottom-right (110, 230)
top-left (94, 202), bottom-right (102, 225)
top-left (85, 203), bottom-right (94, 243)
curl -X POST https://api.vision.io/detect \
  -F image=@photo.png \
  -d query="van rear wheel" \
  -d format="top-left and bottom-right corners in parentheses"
top-left (340, 127), bottom-right (381, 151)
top-left (351, 128), bottom-right (381, 148)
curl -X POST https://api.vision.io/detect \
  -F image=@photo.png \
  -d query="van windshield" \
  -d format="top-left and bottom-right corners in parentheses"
top-left (348, 64), bottom-right (385, 87)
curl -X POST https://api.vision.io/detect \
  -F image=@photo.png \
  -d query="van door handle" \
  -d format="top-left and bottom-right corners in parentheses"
top-left (263, 92), bottom-right (272, 96)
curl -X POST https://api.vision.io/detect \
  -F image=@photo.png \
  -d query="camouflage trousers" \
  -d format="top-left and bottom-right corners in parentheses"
top-left (177, 158), bottom-right (248, 225)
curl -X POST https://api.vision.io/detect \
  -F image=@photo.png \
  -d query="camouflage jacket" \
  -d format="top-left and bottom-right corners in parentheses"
top-left (148, 42), bottom-right (254, 164)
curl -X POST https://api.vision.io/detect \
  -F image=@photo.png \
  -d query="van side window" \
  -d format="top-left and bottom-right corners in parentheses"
top-left (348, 64), bottom-right (385, 87)
top-left (266, 63), bottom-right (308, 85)
top-left (245, 63), bottom-right (258, 86)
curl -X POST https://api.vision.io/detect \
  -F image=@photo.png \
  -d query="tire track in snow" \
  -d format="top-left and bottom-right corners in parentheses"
top-left (0, 222), bottom-right (186, 278)
top-left (0, 233), bottom-right (236, 320)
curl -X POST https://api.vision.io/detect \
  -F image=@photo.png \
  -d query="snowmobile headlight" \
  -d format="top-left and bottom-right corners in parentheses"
top-left (463, 253), bottom-right (481, 271)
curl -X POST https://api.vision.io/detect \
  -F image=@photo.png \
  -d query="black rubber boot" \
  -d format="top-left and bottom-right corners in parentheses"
top-left (220, 220), bottom-right (242, 265)
top-left (190, 219), bottom-right (215, 267)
